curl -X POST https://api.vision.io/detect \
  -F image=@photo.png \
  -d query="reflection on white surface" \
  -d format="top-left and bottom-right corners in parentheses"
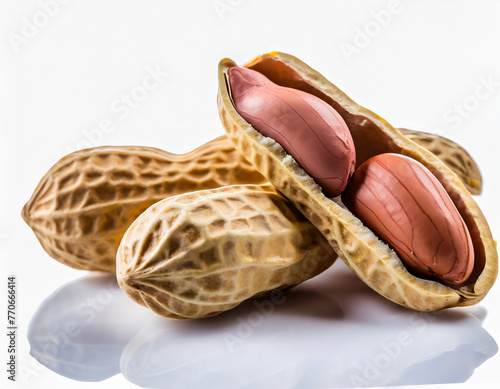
top-left (29, 262), bottom-right (497, 388)
top-left (28, 274), bottom-right (156, 382)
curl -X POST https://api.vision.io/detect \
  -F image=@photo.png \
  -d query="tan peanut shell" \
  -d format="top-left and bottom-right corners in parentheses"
top-left (217, 52), bottom-right (498, 311)
top-left (397, 128), bottom-right (482, 195)
top-left (22, 137), bottom-right (267, 272)
top-left (116, 184), bottom-right (336, 319)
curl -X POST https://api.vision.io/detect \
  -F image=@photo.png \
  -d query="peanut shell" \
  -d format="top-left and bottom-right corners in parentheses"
top-left (217, 52), bottom-right (498, 311)
top-left (117, 184), bottom-right (336, 319)
top-left (22, 137), bottom-right (267, 272)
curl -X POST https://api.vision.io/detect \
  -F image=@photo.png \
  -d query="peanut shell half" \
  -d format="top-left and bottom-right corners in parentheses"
top-left (116, 184), bottom-right (336, 319)
top-left (217, 52), bottom-right (498, 311)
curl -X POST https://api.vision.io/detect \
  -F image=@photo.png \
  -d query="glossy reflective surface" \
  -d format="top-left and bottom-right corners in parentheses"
top-left (28, 274), bottom-right (156, 382)
top-left (29, 261), bottom-right (497, 388)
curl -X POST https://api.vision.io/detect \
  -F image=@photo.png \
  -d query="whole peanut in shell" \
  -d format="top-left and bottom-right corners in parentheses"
top-left (22, 137), bottom-right (267, 272)
top-left (117, 184), bottom-right (336, 319)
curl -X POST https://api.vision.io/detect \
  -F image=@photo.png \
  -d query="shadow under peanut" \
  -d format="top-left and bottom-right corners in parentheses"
top-left (27, 260), bottom-right (497, 388)
top-left (27, 273), bottom-right (156, 382)
top-left (120, 260), bottom-right (498, 389)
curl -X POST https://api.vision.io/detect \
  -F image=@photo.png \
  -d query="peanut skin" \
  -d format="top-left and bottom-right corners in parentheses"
top-left (342, 153), bottom-right (474, 287)
top-left (227, 66), bottom-right (356, 197)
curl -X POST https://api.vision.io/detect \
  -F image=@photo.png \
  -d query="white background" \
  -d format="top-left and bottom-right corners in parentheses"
top-left (1, 0), bottom-right (499, 388)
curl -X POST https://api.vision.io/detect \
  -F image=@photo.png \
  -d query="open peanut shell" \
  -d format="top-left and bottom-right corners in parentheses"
top-left (217, 51), bottom-right (498, 311)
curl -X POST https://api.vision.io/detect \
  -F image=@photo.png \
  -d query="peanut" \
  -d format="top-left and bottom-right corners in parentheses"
top-left (342, 154), bottom-right (474, 287)
top-left (227, 66), bottom-right (356, 196)
top-left (218, 52), bottom-right (497, 310)
top-left (117, 184), bottom-right (336, 319)
top-left (23, 131), bottom-right (477, 274)
top-left (22, 137), bottom-right (267, 272)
